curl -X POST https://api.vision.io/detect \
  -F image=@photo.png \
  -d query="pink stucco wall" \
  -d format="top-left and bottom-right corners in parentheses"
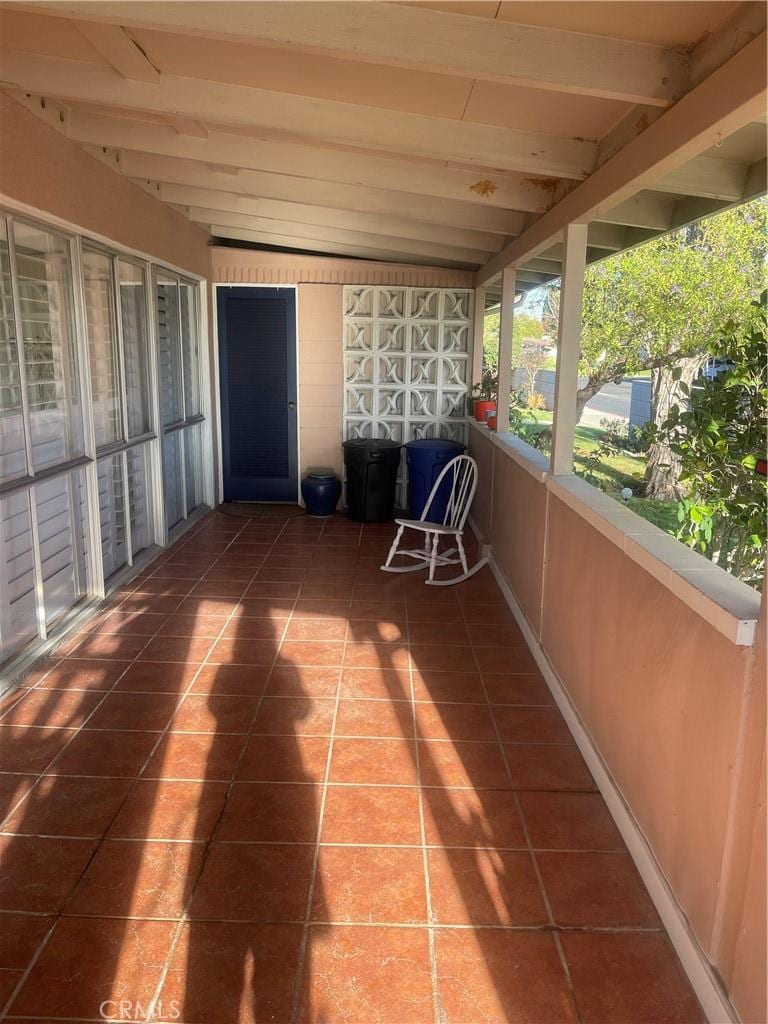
top-left (469, 425), bottom-right (766, 1022)
top-left (0, 93), bottom-right (211, 279)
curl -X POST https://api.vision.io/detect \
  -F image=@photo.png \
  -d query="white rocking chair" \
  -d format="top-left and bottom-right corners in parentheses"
top-left (381, 454), bottom-right (488, 586)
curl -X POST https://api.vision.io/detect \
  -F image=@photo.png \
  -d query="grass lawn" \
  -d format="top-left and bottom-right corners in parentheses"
top-left (512, 414), bottom-right (680, 535)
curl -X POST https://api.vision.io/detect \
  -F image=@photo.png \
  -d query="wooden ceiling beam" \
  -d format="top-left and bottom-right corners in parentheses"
top-left (0, 50), bottom-right (595, 178)
top-left (156, 183), bottom-right (506, 251)
top-left (209, 224), bottom-right (477, 269)
top-left (22, 1), bottom-right (687, 106)
top-left (114, 149), bottom-right (526, 235)
top-left (71, 19), bottom-right (160, 83)
top-left (185, 206), bottom-right (491, 264)
top-left (166, 116), bottom-right (208, 139)
top-left (66, 109), bottom-right (553, 213)
top-left (478, 33), bottom-right (766, 283)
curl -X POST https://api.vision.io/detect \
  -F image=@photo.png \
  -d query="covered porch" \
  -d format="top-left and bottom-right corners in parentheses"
top-left (0, 2), bottom-right (765, 1022)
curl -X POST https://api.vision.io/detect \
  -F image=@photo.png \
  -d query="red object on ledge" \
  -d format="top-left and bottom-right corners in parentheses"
top-left (473, 399), bottom-right (496, 423)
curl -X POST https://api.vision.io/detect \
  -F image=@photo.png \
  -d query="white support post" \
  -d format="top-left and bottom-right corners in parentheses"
top-left (496, 266), bottom-right (517, 434)
top-left (471, 283), bottom-right (485, 392)
top-left (550, 222), bottom-right (588, 475)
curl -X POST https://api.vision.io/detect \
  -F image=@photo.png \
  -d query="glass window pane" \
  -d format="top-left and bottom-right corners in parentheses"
top-left (180, 281), bottom-right (200, 418)
top-left (0, 219), bottom-right (27, 482)
top-left (184, 423), bottom-right (202, 514)
top-left (119, 260), bottom-right (151, 438)
top-left (14, 221), bottom-right (83, 471)
top-left (163, 430), bottom-right (184, 530)
top-left (0, 490), bottom-right (38, 661)
top-left (157, 277), bottom-right (183, 426)
top-left (97, 453), bottom-right (128, 579)
top-left (35, 466), bottom-right (87, 626)
top-left (83, 249), bottom-right (122, 448)
top-left (127, 443), bottom-right (152, 557)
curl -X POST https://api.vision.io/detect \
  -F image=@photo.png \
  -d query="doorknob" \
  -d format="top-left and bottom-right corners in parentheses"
top-left (288, 401), bottom-right (296, 409)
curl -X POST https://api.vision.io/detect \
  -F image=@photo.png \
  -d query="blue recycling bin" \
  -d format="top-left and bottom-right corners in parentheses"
top-left (405, 439), bottom-right (465, 523)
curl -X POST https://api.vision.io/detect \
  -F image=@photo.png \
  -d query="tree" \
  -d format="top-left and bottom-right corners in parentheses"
top-left (648, 295), bottom-right (767, 588)
top-left (519, 339), bottom-right (549, 404)
top-left (542, 199), bottom-right (767, 430)
top-left (483, 309), bottom-right (544, 373)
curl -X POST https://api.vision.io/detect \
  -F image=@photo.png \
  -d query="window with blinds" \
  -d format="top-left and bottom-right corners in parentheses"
top-left (35, 467), bottom-right (87, 627)
top-left (83, 249), bottom-right (122, 449)
top-left (127, 443), bottom-right (152, 557)
top-left (156, 270), bottom-right (205, 530)
top-left (163, 430), bottom-right (184, 530)
top-left (157, 278), bottom-right (183, 427)
top-left (180, 281), bottom-right (201, 419)
top-left (0, 220), bottom-right (26, 482)
top-left (0, 211), bottom-right (207, 672)
top-left (0, 491), bottom-right (37, 660)
top-left (13, 222), bottom-right (83, 472)
top-left (118, 260), bottom-right (151, 438)
top-left (97, 453), bottom-right (128, 579)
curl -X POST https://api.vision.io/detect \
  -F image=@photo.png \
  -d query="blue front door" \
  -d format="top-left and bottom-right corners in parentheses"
top-left (217, 287), bottom-right (298, 501)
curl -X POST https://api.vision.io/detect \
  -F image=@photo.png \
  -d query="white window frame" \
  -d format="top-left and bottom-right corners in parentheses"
top-left (0, 200), bottom-right (211, 676)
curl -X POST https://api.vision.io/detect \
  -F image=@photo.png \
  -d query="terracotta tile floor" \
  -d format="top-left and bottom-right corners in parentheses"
top-left (0, 510), bottom-right (704, 1023)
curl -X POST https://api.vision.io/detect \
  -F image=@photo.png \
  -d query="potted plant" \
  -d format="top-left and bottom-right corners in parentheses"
top-left (471, 365), bottom-right (498, 423)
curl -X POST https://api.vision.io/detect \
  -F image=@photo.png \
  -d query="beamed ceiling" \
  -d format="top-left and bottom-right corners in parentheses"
top-left (0, 1), bottom-right (765, 290)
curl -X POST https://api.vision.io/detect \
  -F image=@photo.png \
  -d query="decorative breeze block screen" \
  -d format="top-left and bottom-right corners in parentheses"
top-left (343, 286), bottom-right (474, 448)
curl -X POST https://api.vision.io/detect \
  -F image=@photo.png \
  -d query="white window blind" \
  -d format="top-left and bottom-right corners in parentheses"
top-left (127, 443), bottom-right (151, 557)
top-left (0, 491), bottom-right (37, 660)
top-left (0, 219), bottom-right (26, 482)
top-left (157, 279), bottom-right (183, 426)
top-left (118, 260), bottom-right (151, 439)
top-left (83, 249), bottom-right (121, 449)
top-left (35, 467), bottom-right (87, 626)
top-left (97, 453), bottom-right (128, 579)
top-left (14, 223), bottom-right (83, 471)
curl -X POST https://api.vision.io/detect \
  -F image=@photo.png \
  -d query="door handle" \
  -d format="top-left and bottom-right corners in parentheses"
top-left (288, 401), bottom-right (296, 410)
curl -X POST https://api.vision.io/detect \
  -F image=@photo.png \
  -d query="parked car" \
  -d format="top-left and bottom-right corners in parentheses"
top-left (701, 357), bottom-right (735, 379)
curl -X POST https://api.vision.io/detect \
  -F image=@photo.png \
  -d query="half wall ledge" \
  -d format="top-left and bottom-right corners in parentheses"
top-left (467, 417), bottom-right (760, 646)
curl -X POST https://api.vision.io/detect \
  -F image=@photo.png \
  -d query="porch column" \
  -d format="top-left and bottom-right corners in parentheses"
top-left (471, 283), bottom-right (486, 390)
top-left (550, 222), bottom-right (588, 474)
top-left (497, 266), bottom-right (517, 433)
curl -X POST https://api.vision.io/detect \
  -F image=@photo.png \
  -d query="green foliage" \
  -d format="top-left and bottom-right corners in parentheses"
top-left (648, 295), bottom-right (768, 588)
top-left (578, 201), bottom-right (767, 382)
top-left (483, 310), bottom-right (544, 372)
top-left (483, 310), bottom-right (500, 371)
top-left (471, 363), bottom-right (498, 401)
top-left (540, 199), bottom-right (767, 393)
top-left (596, 417), bottom-right (648, 454)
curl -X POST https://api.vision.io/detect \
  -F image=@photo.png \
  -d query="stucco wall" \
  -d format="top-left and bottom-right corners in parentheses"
top-left (214, 249), bottom-right (476, 487)
top-left (470, 423), bottom-right (766, 1022)
top-left (297, 284), bottom-right (344, 477)
top-left (490, 448), bottom-right (547, 636)
top-left (0, 93), bottom-right (211, 278)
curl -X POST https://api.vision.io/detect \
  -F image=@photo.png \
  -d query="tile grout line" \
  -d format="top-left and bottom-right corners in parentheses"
top-left (143, 513), bottom-right (300, 1024)
top-left (289, 514), bottom-right (351, 1024)
top-left (0, 512), bottom-right (259, 1022)
top-left (1, 515), bottom-right (252, 829)
top-left (459, 591), bottom-right (586, 1024)
top-left (405, 587), bottom-right (445, 1024)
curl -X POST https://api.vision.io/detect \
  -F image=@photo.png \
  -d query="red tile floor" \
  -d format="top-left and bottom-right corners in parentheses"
top-left (0, 510), bottom-right (703, 1023)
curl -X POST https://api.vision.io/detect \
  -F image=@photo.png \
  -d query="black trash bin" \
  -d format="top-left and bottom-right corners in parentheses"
top-left (342, 439), bottom-right (401, 522)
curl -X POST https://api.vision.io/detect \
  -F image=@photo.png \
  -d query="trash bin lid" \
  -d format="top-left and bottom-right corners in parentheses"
top-left (305, 467), bottom-right (337, 479)
top-left (404, 438), bottom-right (465, 451)
top-left (342, 439), bottom-right (401, 450)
